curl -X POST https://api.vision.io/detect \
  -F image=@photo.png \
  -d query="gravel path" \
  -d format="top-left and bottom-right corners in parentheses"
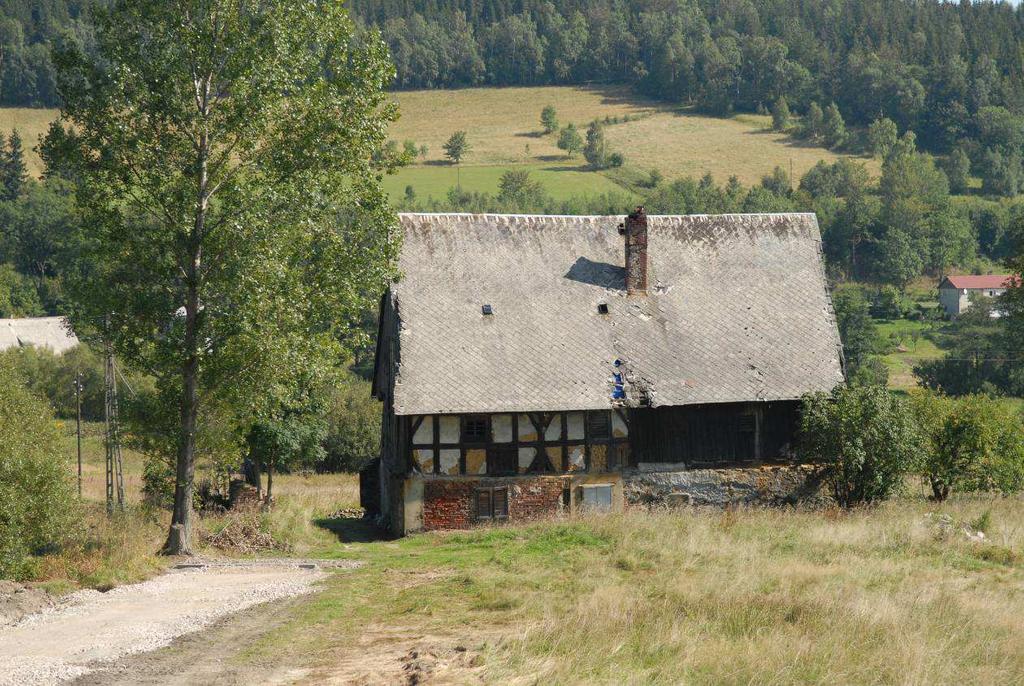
top-left (0, 560), bottom-right (356, 686)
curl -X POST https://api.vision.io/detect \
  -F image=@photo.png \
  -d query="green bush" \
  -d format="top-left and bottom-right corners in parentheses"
top-left (0, 263), bottom-right (44, 317)
top-left (924, 394), bottom-right (1024, 501)
top-left (319, 373), bottom-right (381, 473)
top-left (0, 360), bottom-right (76, 579)
top-left (799, 385), bottom-right (922, 506)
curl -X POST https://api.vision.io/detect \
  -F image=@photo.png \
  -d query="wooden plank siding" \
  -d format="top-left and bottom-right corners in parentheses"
top-left (628, 401), bottom-right (800, 467)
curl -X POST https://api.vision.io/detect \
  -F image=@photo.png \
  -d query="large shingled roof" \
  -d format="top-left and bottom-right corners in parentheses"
top-left (0, 316), bottom-right (79, 355)
top-left (388, 213), bottom-right (844, 416)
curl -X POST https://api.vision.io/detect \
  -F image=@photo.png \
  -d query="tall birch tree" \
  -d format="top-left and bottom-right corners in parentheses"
top-left (47, 0), bottom-right (399, 554)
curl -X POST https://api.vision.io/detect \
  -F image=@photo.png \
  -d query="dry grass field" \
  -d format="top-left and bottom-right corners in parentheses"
top-left (31, 432), bottom-right (1024, 683)
top-left (253, 492), bottom-right (1024, 685)
top-left (0, 86), bottom-right (875, 201)
top-left (0, 107), bottom-right (58, 178)
top-left (386, 85), bottom-right (878, 201)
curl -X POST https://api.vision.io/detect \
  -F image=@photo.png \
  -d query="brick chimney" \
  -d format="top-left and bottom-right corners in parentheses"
top-left (624, 206), bottom-right (648, 295)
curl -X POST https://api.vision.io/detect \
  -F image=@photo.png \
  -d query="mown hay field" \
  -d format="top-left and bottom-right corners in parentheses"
top-left (0, 107), bottom-right (58, 177)
top-left (0, 85), bottom-right (875, 199)
top-left (387, 85), bottom-right (879, 202)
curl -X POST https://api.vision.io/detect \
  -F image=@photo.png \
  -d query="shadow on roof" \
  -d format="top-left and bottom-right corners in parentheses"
top-left (563, 256), bottom-right (626, 290)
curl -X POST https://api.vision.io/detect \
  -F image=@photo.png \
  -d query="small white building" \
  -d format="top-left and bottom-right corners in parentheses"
top-left (0, 316), bottom-right (79, 354)
top-left (938, 275), bottom-right (1012, 317)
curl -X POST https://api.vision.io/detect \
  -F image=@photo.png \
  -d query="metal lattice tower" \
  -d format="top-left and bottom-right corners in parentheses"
top-left (104, 346), bottom-right (126, 514)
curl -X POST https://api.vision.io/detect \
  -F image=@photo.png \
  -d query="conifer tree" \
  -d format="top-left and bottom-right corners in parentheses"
top-left (583, 120), bottom-right (608, 169)
top-left (1, 130), bottom-right (28, 200)
top-left (771, 97), bottom-right (791, 132)
top-left (823, 103), bottom-right (847, 149)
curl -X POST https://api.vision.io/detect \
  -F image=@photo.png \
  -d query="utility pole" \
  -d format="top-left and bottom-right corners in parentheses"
top-left (104, 345), bottom-right (125, 514)
top-left (74, 371), bottom-right (83, 498)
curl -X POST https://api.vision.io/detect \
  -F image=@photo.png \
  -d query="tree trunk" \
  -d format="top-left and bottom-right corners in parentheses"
top-left (266, 457), bottom-right (274, 501)
top-left (162, 89), bottom-right (210, 555)
top-left (161, 280), bottom-right (200, 556)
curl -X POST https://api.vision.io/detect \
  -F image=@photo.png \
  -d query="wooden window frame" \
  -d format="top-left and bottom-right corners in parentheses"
top-left (476, 486), bottom-right (509, 521)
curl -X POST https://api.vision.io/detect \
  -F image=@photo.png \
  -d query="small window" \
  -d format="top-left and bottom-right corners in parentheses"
top-left (597, 303), bottom-right (609, 315)
top-left (482, 304), bottom-right (493, 315)
top-left (738, 413), bottom-right (756, 433)
top-left (588, 411), bottom-right (611, 440)
top-left (462, 416), bottom-right (489, 443)
top-left (580, 484), bottom-right (613, 511)
top-left (476, 487), bottom-right (508, 520)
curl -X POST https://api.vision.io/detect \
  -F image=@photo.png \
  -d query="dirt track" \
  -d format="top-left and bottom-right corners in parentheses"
top-left (0, 561), bottom-right (355, 686)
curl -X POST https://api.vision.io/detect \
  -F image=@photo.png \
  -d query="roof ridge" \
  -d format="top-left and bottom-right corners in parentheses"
top-left (398, 211), bottom-right (817, 219)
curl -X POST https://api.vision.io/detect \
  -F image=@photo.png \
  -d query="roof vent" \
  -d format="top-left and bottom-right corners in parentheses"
top-left (597, 303), bottom-right (609, 315)
top-left (482, 304), bottom-right (493, 316)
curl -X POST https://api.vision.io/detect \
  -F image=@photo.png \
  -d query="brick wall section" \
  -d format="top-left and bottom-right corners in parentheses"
top-left (422, 476), bottom-right (567, 531)
top-left (423, 480), bottom-right (474, 530)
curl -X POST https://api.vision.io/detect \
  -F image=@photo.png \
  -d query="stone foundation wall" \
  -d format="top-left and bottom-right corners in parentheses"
top-left (624, 463), bottom-right (831, 507)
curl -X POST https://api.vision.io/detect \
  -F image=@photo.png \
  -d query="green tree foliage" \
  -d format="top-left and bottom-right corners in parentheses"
top-left (979, 148), bottom-right (1022, 197)
top-left (871, 286), bottom-right (904, 320)
top-left (497, 169), bottom-right (548, 210)
top-left (875, 226), bottom-right (923, 288)
top-left (247, 412), bottom-right (325, 500)
top-left (0, 360), bottom-right (76, 579)
top-left (557, 123), bottom-right (582, 158)
top-left (799, 159), bottom-right (869, 198)
top-left (583, 120), bottom-right (608, 169)
top-left (319, 372), bottom-right (381, 473)
top-left (0, 179), bottom-right (80, 283)
top-left (920, 394), bottom-right (1024, 501)
top-left (800, 102), bottom-right (824, 141)
top-left (540, 105), bottom-right (559, 134)
top-left (914, 298), bottom-right (1010, 395)
top-left (443, 131), bottom-right (470, 165)
top-left (127, 383), bottom-right (243, 509)
top-left (831, 287), bottom-right (878, 379)
top-left (49, 0), bottom-right (399, 555)
top-left (799, 385), bottom-right (922, 507)
top-left (770, 96), bottom-right (790, 132)
top-left (868, 118), bottom-right (898, 159)
top-left (943, 146), bottom-right (972, 194)
top-left (760, 166), bottom-right (790, 196)
top-left (822, 103), bottom-right (847, 149)
top-left (0, 262), bottom-right (43, 317)
top-left (873, 133), bottom-right (956, 284)
top-left (1, 131), bottom-right (28, 201)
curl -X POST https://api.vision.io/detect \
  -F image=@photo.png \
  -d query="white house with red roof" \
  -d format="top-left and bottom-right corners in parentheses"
top-left (938, 274), bottom-right (1012, 317)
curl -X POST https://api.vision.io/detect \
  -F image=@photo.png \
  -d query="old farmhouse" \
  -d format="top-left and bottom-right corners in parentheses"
top-left (366, 210), bottom-right (845, 535)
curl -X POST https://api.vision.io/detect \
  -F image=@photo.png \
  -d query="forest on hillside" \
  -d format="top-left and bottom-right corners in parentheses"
top-left (347, 0), bottom-right (1024, 154)
top-left (6, 1), bottom-right (1024, 145)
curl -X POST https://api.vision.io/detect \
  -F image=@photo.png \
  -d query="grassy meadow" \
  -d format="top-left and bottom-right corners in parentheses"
top-left (33, 427), bottom-right (1024, 682)
top-left (387, 85), bottom-right (877, 202)
top-left (255, 492), bottom-right (1024, 685)
top-left (0, 85), bottom-right (875, 200)
top-left (0, 107), bottom-right (57, 178)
